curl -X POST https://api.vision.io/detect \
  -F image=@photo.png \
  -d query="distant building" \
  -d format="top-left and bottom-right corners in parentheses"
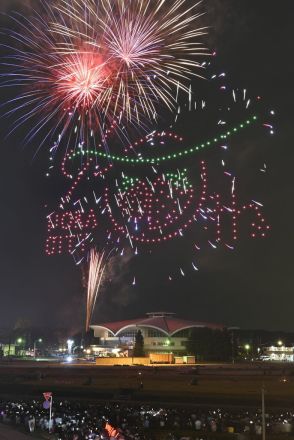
top-left (91, 312), bottom-right (224, 355)
top-left (0, 344), bottom-right (16, 356)
top-left (262, 345), bottom-right (294, 362)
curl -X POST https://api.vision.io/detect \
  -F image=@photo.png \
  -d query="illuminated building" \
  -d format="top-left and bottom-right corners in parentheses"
top-left (91, 312), bottom-right (224, 355)
top-left (262, 345), bottom-right (294, 362)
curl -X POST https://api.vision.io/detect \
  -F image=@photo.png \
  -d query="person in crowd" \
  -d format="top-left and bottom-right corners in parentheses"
top-left (0, 399), bottom-right (293, 439)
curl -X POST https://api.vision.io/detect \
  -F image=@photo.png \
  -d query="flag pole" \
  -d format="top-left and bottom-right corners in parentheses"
top-left (49, 395), bottom-right (53, 433)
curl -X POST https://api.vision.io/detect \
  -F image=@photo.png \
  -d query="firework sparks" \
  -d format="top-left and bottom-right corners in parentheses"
top-left (2, 0), bottom-right (208, 152)
top-left (86, 248), bottom-right (107, 332)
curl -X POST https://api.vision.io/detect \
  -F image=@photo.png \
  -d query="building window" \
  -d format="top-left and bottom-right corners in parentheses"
top-left (118, 330), bottom-right (137, 338)
top-left (150, 341), bottom-right (175, 347)
top-left (147, 329), bottom-right (165, 337)
top-left (173, 329), bottom-right (192, 338)
top-left (153, 341), bottom-right (175, 346)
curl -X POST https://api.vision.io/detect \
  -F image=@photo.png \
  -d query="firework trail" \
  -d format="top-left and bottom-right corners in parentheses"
top-left (1, 0), bottom-right (208, 152)
top-left (86, 248), bottom-right (108, 332)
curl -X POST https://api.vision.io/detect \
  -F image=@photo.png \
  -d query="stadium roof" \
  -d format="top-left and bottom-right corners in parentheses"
top-left (91, 312), bottom-right (224, 336)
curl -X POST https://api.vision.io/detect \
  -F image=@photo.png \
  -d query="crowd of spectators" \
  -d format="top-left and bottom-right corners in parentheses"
top-left (0, 399), bottom-right (294, 439)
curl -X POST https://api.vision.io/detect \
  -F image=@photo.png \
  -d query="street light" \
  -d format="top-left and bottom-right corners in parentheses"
top-left (277, 340), bottom-right (283, 346)
top-left (16, 338), bottom-right (24, 357)
top-left (244, 344), bottom-right (250, 360)
top-left (33, 338), bottom-right (43, 358)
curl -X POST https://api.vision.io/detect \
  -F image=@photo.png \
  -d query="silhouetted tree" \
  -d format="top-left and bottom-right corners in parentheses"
top-left (14, 318), bottom-right (32, 349)
top-left (187, 328), bottom-right (231, 361)
top-left (133, 330), bottom-right (145, 357)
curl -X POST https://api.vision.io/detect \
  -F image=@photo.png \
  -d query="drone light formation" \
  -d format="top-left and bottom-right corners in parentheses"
top-left (44, 75), bottom-right (275, 285)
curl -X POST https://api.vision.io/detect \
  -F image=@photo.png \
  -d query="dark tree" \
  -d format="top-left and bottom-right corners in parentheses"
top-left (186, 328), bottom-right (231, 361)
top-left (133, 330), bottom-right (145, 357)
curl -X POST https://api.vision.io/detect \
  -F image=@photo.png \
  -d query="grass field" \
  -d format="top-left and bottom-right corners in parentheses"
top-left (0, 362), bottom-right (294, 408)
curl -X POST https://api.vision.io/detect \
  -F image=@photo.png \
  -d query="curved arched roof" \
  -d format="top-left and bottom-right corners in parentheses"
top-left (91, 314), bottom-right (224, 337)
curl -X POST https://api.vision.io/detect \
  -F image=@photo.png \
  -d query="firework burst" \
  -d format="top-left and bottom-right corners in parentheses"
top-left (2, 0), bottom-right (208, 152)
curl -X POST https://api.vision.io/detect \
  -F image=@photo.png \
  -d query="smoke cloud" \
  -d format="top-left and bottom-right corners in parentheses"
top-left (0, 0), bottom-right (34, 12)
top-left (93, 248), bottom-right (136, 322)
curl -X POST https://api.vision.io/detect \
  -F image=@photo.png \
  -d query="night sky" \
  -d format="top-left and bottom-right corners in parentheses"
top-left (0, 0), bottom-right (293, 333)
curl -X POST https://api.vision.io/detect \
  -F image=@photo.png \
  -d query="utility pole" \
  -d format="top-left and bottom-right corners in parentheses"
top-left (262, 385), bottom-right (266, 440)
top-left (33, 338), bottom-right (42, 358)
top-left (231, 331), bottom-right (235, 364)
top-left (228, 327), bottom-right (239, 364)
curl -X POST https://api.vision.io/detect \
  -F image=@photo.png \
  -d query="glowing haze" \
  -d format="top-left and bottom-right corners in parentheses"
top-left (56, 51), bottom-right (109, 109)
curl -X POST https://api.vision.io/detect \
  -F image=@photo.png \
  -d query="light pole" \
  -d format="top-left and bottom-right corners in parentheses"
top-left (33, 338), bottom-right (43, 358)
top-left (16, 338), bottom-right (24, 357)
top-left (244, 344), bottom-right (250, 360)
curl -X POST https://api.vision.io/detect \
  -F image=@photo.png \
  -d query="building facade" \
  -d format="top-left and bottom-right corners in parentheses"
top-left (262, 345), bottom-right (294, 362)
top-left (91, 312), bottom-right (224, 355)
